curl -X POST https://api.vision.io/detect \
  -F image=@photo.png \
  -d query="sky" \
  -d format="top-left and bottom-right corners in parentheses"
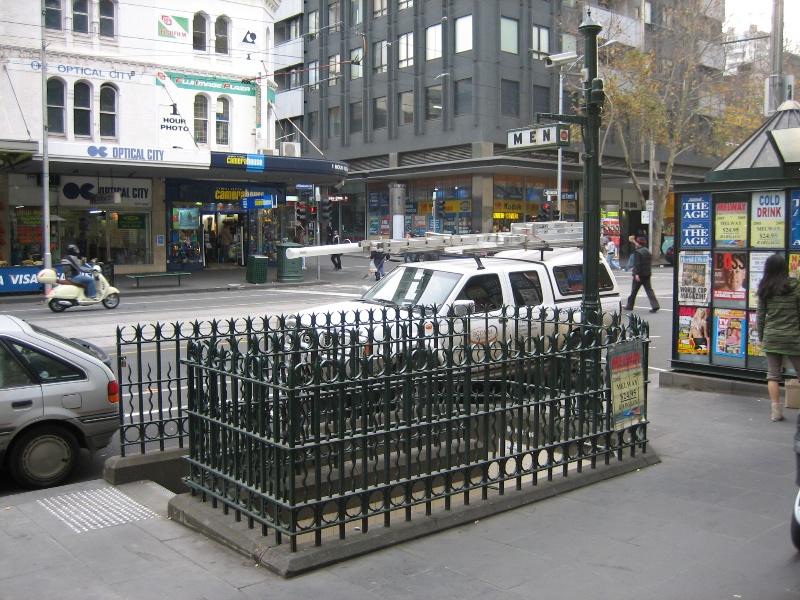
top-left (725, 0), bottom-right (800, 45)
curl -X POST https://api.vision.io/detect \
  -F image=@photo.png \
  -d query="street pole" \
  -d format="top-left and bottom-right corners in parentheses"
top-left (556, 70), bottom-right (564, 219)
top-left (40, 2), bottom-right (52, 275)
top-left (579, 13), bottom-right (603, 326)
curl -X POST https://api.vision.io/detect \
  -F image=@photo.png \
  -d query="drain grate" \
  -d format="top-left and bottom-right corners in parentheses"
top-left (38, 487), bottom-right (158, 533)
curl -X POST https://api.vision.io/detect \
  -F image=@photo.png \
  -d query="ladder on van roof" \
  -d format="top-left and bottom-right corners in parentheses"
top-left (285, 221), bottom-right (584, 260)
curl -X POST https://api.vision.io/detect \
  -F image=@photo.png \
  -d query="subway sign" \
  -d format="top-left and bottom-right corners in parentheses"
top-left (507, 124), bottom-right (570, 150)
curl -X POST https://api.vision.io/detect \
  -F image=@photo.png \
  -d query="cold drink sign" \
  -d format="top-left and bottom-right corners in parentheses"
top-left (750, 192), bottom-right (785, 248)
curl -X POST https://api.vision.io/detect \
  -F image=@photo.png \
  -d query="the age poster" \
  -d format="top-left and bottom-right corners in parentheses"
top-left (750, 191), bottom-right (785, 248)
top-left (713, 308), bottom-right (746, 358)
top-left (747, 312), bottom-right (764, 357)
top-left (713, 251), bottom-right (747, 301)
top-left (714, 201), bottom-right (748, 247)
top-left (677, 306), bottom-right (710, 354)
top-left (678, 252), bottom-right (712, 305)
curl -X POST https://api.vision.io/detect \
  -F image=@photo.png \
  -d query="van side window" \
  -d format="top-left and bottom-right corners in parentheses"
top-left (455, 274), bottom-right (503, 313)
top-left (509, 271), bottom-right (543, 306)
top-left (0, 343), bottom-right (36, 388)
top-left (552, 264), bottom-right (615, 296)
top-left (7, 341), bottom-right (84, 382)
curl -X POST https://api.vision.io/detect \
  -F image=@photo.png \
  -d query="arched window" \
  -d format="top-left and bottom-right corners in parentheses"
top-left (74, 82), bottom-right (91, 137)
top-left (100, 84), bottom-right (117, 137)
top-left (46, 79), bottom-right (65, 134)
top-left (73, 0), bottom-right (89, 33)
top-left (216, 97), bottom-right (229, 145)
top-left (99, 0), bottom-right (115, 37)
top-left (193, 13), bottom-right (207, 51)
top-left (215, 17), bottom-right (229, 54)
top-left (194, 95), bottom-right (208, 143)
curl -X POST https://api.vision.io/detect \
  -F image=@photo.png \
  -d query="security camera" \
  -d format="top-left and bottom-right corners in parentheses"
top-left (544, 51), bottom-right (579, 68)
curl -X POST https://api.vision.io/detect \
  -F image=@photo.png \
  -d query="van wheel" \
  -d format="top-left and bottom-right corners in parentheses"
top-left (9, 426), bottom-right (80, 489)
top-left (48, 299), bottom-right (67, 313)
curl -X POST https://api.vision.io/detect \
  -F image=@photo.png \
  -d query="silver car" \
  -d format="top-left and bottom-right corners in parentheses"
top-left (0, 315), bottom-right (119, 488)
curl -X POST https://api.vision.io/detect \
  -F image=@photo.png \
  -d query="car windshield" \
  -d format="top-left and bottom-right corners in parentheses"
top-left (29, 322), bottom-right (101, 358)
top-left (361, 267), bottom-right (461, 310)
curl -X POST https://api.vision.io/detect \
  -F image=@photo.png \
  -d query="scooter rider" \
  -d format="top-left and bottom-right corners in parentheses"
top-left (61, 244), bottom-right (98, 300)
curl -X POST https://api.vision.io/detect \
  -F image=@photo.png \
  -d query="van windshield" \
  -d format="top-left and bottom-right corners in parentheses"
top-left (361, 267), bottom-right (461, 309)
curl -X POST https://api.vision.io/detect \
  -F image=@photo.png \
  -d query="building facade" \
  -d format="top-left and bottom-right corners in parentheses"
top-left (272, 0), bottom-right (715, 245)
top-left (0, 0), bottom-right (347, 286)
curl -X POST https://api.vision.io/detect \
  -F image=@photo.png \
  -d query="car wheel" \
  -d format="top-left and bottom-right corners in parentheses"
top-left (792, 512), bottom-right (800, 552)
top-left (48, 299), bottom-right (67, 312)
top-left (9, 425), bottom-right (80, 489)
top-left (102, 293), bottom-right (120, 309)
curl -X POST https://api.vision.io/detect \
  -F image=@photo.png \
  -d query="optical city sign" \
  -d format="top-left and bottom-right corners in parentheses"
top-left (49, 142), bottom-right (210, 167)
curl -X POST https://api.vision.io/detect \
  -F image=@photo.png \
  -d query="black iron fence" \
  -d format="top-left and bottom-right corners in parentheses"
top-left (176, 307), bottom-right (649, 551)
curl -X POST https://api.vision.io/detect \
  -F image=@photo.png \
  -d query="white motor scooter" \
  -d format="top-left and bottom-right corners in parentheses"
top-left (37, 265), bottom-right (120, 312)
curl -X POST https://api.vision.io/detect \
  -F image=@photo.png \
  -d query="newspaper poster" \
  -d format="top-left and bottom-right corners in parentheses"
top-left (747, 311), bottom-right (764, 357)
top-left (791, 190), bottom-right (800, 248)
top-left (750, 191), bottom-right (785, 248)
top-left (678, 251), bottom-right (712, 305)
top-left (713, 251), bottom-right (747, 301)
top-left (608, 340), bottom-right (645, 425)
top-left (790, 253), bottom-right (800, 279)
top-left (748, 252), bottom-right (774, 309)
top-left (714, 201), bottom-right (748, 247)
top-left (713, 308), bottom-right (746, 358)
top-left (680, 193), bottom-right (711, 249)
top-left (677, 306), bottom-right (710, 354)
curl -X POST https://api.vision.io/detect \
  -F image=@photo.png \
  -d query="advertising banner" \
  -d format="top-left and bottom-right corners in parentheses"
top-left (608, 340), bottom-right (645, 425)
top-left (680, 194), bottom-right (711, 248)
top-left (750, 191), bottom-right (785, 248)
top-left (713, 251), bottom-right (747, 301)
top-left (791, 190), bottom-right (800, 248)
top-left (677, 306), bottom-right (710, 354)
top-left (715, 201), bottom-right (748, 247)
top-left (678, 251), bottom-right (712, 305)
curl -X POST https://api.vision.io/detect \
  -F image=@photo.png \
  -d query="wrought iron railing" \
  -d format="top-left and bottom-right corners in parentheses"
top-left (179, 307), bottom-right (650, 551)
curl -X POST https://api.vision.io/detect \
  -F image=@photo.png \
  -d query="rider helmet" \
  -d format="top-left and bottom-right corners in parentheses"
top-left (67, 244), bottom-right (80, 256)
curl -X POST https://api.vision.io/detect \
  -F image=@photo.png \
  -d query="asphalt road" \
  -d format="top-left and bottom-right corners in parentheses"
top-left (0, 267), bottom-right (675, 496)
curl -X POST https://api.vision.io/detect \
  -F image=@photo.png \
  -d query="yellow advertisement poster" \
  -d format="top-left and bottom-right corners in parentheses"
top-left (750, 192), bottom-right (785, 248)
top-left (609, 341), bottom-right (645, 425)
top-left (714, 201), bottom-right (747, 247)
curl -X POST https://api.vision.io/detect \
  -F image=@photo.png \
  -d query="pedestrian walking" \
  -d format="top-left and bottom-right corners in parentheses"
top-left (605, 238), bottom-right (621, 270)
top-left (218, 226), bottom-right (232, 263)
top-left (624, 237), bottom-right (660, 313)
top-left (370, 248), bottom-right (386, 280)
top-left (624, 235), bottom-right (636, 271)
top-left (330, 230), bottom-right (342, 270)
top-left (756, 253), bottom-right (800, 422)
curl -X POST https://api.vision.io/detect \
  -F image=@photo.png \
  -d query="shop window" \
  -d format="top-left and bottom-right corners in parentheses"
top-left (399, 91), bottom-right (413, 125)
top-left (501, 79), bottom-right (520, 117)
top-left (398, 32), bottom-right (413, 68)
top-left (194, 95), bottom-right (208, 144)
top-left (350, 101), bottom-right (363, 133)
top-left (501, 17), bottom-right (518, 54)
top-left (45, 0), bottom-right (62, 30)
top-left (426, 85), bottom-right (442, 120)
top-left (99, 0), bottom-right (115, 37)
top-left (100, 84), bottom-right (117, 137)
top-left (73, 82), bottom-right (91, 137)
top-left (350, 0), bottom-right (362, 25)
top-left (215, 17), bottom-right (229, 54)
top-left (373, 97), bottom-right (387, 130)
top-left (193, 13), bottom-right (207, 51)
top-left (454, 15), bottom-right (473, 53)
top-left (73, 0), bottom-right (89, 34)
top-left (216, 97), bottom-right (229, 145)
top-left (426, 24), bottom-right (442, 60)
top-left (350, 47), bottom-right (363, 79)
top-left (47, 79), bottom-right (65, 134)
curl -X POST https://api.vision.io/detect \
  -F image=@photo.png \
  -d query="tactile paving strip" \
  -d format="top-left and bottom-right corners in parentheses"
top-left (37, 487), bottom-right (158, 533)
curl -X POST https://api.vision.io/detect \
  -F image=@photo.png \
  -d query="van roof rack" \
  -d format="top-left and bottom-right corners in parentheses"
top-left (285, 221), bottom-right (584, 260)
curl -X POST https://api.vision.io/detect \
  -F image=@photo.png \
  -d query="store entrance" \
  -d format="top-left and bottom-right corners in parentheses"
top-left (202, 212), bottom-right (247, 267)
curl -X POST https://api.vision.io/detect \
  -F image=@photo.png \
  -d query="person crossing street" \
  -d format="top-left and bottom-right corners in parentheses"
top-left (624, 237), bottom-right (660, 313)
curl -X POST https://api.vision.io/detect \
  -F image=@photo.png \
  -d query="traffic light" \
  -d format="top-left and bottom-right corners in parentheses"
top-left (296, 202), bottom-right (307, 222)
top-left (551, 206), bottom-right (560, 221)
top-left (308, 204), bottom-right (317, 218)
top-left (539, 203), bottom-right (550, 222)
top-left (320, 197), bottom-right (332, 220)
top-left (437, 198), bottom-right (446, 214)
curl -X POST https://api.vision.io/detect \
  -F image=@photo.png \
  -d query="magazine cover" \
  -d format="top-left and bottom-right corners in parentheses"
top-left (677, 306), bottom-right (710, 354)
top-left (713, 251), bottom-right (747, 301)
top-left (678, 252), bottom-right (712, 305)
top-left (714, 201), bottom-right (747, 246)
top-left (747, 312), bottom-right (764, 357)
top-left (713, 308), bottom-right (746, 358)
top-left (748, 252), bottom-right (774, 309)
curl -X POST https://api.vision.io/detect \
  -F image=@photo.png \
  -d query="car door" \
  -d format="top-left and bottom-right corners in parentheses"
top-left (453, 273), bottom-right (507, 361)
top-left (508, 268), bottom-right (548, 341)
top-left (0, 340), bottom-right (43, 454)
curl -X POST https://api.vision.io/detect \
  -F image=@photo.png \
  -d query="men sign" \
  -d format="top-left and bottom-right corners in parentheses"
top-left (507, 124), bottom-right (570, 150)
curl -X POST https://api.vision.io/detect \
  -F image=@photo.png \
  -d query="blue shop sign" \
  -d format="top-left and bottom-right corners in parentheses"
top-left (242, 195), bottom-right (276, 209)
top-left (681, 193), bottom-right (711, 249)
top-left (0, 266), bottom-right (63, 293)
top-left (791, 190), bottom-right (800, 248)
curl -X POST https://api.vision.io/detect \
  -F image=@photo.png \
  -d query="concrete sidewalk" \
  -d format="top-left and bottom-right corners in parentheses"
top-left (3, 382), bottom-right (800, 599)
